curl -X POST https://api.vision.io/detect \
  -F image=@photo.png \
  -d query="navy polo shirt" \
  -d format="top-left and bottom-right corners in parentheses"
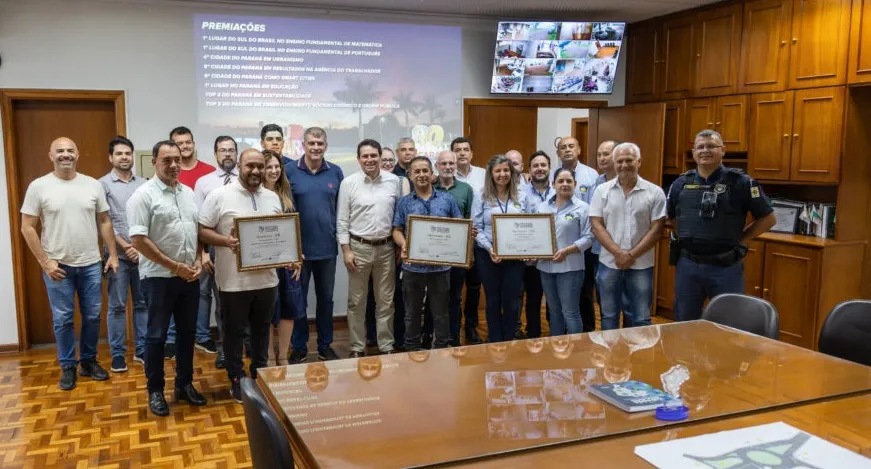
top-left (667, 165), bottom-right (773, 253)
top-left (393, 189), bottom-right (462, 273)
top-left (286, 157), bottom-right (345, 260)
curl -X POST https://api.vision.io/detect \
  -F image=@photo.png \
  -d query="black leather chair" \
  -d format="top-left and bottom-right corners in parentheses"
top-left (818, 300), bottom-right (871, 367)
top-left (701, 293), bottom-right (779, 339)
top-left (240, 378), bottom-right (294, 469)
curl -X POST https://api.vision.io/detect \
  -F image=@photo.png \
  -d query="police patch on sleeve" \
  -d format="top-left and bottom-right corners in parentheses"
top-left (751, 186), bottom-right (760, 198)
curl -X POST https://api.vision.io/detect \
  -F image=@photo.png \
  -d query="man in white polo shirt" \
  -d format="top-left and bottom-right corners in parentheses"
top-left (589, 142), bottom-right (666, 331)
top-left (199, 148), bottom-right (300, 402)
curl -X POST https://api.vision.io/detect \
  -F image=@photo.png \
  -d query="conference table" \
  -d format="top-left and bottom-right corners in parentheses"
top-left (256, 320), bottom-right (871, 468)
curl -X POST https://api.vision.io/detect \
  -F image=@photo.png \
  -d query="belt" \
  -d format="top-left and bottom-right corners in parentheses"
top-left (680, 248), bottom-right (740, 266)
top-left (350, 234), bottom-right (392, 246)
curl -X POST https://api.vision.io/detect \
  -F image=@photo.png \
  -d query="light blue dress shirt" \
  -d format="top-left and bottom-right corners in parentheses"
top-left (127, 177), bottom-right (199, 279)
top-left (551, 161), bottom-right (599, 205)
top-left (590, 173), bottom-right (608, 255)
top-left (534, 195), bottom-right (593, 274)
top-left (523, 182), bottom-right (556, 212)
top-left (472, 189), bottom-right (529, 251)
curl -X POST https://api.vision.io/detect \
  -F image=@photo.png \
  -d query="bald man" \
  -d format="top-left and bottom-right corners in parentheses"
top-left (505, 149), bottom-right (528, 190)
top-left (555, 136), bottom-right (600, 332)
top-left (21, 137), bottom-right (119, 390)
top-left (199, 148), bottom-right (294, 402)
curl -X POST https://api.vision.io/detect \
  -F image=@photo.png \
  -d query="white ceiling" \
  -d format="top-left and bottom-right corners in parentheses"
top-left (148, 0), bottom-right (717, 23)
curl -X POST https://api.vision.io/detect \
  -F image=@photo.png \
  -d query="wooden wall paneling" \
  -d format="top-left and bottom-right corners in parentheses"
top-left (655, 231), bottom-right (676, 319)
top-left (686, 98), bottom-right (715, 149)
top-left (788, 0), bottom-right (852, 89)
top-left (839, 87), bottom-right (871, 295)
top-left (748, 91), bottom-right (794, 180)
top-left (789, 86), bottom-right (845, 183)
top-left (661, 15), bottom-right (696, 100)
top-left (740, 0), bottom-right (793, 92)
top-left (591, 103), bottom-right (666, 185)
top-left (848, 0), bottom-right (871, 83)
top-left (626, 21), bottom-right (662, 103)
top-left (662, 100), bottom-right (687, 174)
top-left (694, 2), bottom-right (744, 97)
top-left (466, 105), bottom-right (538, 168)
top-left (762, 242), bottom-right (821, 348)
top-left (744, 239), bottom-right (765, 296)
top-left (716, 94), bottom-right (749, 151)
top-left (816, 243), bottom-right (865, 348)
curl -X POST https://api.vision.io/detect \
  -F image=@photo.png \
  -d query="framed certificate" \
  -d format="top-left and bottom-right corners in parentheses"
top-left (491, 214), bottom-right (557, 259)
top-left (405, 215), bottom-right (473, 268)
top-left (234, 213), bottom-right (302, 272)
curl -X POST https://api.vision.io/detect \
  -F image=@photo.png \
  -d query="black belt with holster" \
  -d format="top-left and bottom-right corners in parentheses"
top-left (350, 234), bottom-right (392, 246)
top-left (669, 232), bottom-right (747, 267)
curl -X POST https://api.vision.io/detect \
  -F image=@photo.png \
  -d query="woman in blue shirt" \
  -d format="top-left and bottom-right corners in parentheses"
top-left (534, 168), bottom-right (593, 335)
top-left (472, 154), bottom-right (528, 343)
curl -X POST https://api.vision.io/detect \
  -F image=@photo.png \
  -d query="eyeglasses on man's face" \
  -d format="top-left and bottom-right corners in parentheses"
top-left (693, 144), bottom-right (724, 151)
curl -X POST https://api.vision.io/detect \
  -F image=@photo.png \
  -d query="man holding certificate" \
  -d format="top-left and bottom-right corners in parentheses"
top-left (198, 148), bottom-right (300, 403)
top-left (393, 156), bottom-right (463, 350)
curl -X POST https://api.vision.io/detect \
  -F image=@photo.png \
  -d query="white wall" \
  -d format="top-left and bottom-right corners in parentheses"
top-left (0, 0), bottom-right (624, 344)
top-left (536, 108), bottom-right (591, 166)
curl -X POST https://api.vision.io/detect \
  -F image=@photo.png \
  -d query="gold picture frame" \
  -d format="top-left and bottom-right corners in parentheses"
top-left (405, 215), bottom-right (473, 269)
top-left (491, 213), bottom-right (557, 260)
top-left (234, 213), bottom-right (302, 272)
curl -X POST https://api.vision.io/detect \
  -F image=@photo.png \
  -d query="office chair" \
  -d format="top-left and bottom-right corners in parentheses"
top-left (241, 377), bottom-right (294, 469)
top-left (818, 300), bottom-right (871, 367)
top-left (701, 293), bottom-right (779, 339)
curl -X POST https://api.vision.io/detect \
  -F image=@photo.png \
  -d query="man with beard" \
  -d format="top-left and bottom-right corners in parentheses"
top-left (99, 136), bottom-right (148, 373)
top-left (21, 137), bottom-right (119, 390)
top-left (393, 156), bottom-right (462, 350)
top-left (191, 136), bottom-right (240, 367)
top-left (667, 130), bottom-right (775, 321)
top-left (554, 136), bottom-right (600, 332)
top-left (199, 149), bottom-right (296, 402)
top-left (127, 140), bottom-right (206, 416)
top-left (518, 151), bottom-right (555, 338)
top-left (166, 126), bottom-right (216, 359)
top-left (434, 150), bottom-right (475, 346)
top-left (338, 139), bottom-right (403, 357)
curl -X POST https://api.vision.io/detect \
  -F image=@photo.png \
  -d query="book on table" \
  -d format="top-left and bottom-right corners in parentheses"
top-left (589, 380), bottom-right (672, 412)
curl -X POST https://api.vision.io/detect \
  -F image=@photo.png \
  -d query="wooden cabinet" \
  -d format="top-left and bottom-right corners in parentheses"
top-left (694, 3), bottom-right (743, 97)
top-left (743, 239), bottom-right (765, 296)
top-left (661, 15), bottom-right (696, 100)
top-left (788, 0), bottom-right (852, 89)
top-left (588, 103), bottom-right (666, 185)
top-left (740, 0), bottom-right (793, 92)
top-left (762, 243), bottom-right (821, 348)
top-left (626, 22), bottom-right (662, 103)
top-left (655, 232), bottom-right (676, 320)
top-left (790, 87), bottom-right (844, 182)
top-left (686, 95), bottom-right (749, 151)
top-left (848, 0), bottom-right (871, 84)
top-left (663, 100), bottom-right (687, 174)
top-left (747, 87), bottom-right (844, 183)
top-left (748, 91), bottom-right (794, 180)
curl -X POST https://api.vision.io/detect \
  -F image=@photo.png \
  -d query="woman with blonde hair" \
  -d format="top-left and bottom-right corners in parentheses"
top-left (471, 154), bottom-right (528, 343)
top-left (262, 150), bottom-right (305, 366)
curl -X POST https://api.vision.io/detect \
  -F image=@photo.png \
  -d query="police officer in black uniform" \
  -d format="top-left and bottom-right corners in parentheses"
top-left (666, 130), bottom-right (776, 321)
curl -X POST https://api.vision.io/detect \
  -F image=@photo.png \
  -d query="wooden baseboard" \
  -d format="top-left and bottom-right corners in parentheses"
top-left (0, 343), bottom-right (21, 354)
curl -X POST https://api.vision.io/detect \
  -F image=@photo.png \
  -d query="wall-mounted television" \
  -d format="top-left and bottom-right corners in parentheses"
top-left (490, 21), bottom-right (626, 95)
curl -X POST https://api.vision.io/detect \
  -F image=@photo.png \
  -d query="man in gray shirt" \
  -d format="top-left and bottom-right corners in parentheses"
top-left (99, 136), bottom-right (147, 373)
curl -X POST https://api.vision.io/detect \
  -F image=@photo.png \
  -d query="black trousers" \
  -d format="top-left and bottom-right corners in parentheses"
top-left (220, 287), bottom-right (277, 380)
top-left (521, 264), bottom-right (544, 338)
top-left (142, 277), bottom-right (199, 393)
top-left (403, 270), bottom-right (450, 350)
top-left (462, 263), bottom-right (482, 332)
top-left (579, 250), bottom-right (598, 332)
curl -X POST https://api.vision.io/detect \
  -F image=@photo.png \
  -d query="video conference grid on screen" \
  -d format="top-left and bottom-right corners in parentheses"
top-left (491, 21), bottom-right (626, 95)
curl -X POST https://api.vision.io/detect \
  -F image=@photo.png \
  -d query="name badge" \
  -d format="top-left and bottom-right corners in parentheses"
top-left (684, 184), bottom-right (701, 190)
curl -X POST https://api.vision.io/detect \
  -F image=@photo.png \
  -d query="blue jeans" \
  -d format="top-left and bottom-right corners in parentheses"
top-left (674, 257), bottom-right (745, 321)
top-left (475, 248), bottom-right (524, 343)
top-left (42, 262), bottom-right (103, 369)
top-left (292, 257), bottom-right (336, 352)
top-left (107, 258), bottom-right (148, 358)
top-left (539, 270), bottom-right (583, 336)
top-left (597, 264), bottom-right (654, 330)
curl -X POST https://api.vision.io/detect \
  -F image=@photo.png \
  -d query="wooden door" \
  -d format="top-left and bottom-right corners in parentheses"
top-left (588, 102), bottom-right (666, 185)
top-left (740, 0), bottom-right (793, 92)
top-left (686, 98), bottom-right (715, 150)
top-left (1, 90), bottom-right (126, 348)
top-left (788, 0), bottom-right (852, 88)
top-left (693, 3), bottom-right (743, 97)
top-left (466, 104), bottom-right (537, 168)
top-left (655, 231), bottom-right (676, 319)
top-left (626, 22), bottom-right (662, 103)
top-left (572, 118), bottom-right (589, 166)
top-left (715, 94), bottom-right (749, 152)
top-left (662, 100), bottom-right (687, 175)
top-left (743, 239), bottom-right (765, 296)
top-left (748, 91), bottom-right (794, 180)
top-left (660, 16), bottom-right (696, 100)
top-left (762, 243), bottom-right (821, 348)
top-left (790, 86), bottom-right (845, 183)
top-left (848, 0), bottom-right (871, 84)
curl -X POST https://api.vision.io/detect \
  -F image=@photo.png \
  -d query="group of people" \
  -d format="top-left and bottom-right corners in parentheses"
top-left (22, 121), bottom-right (775, 417)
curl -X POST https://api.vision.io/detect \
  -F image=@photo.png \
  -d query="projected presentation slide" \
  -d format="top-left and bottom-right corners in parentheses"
top-left (491, 21), bottom-right (624, 95)
top-left (194, 14), bottom-right (462, 169)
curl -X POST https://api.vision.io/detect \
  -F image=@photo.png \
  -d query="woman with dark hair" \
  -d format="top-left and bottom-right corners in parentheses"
top-left (471, 154), bottom-right (528, 342)
top-left (534, 167), bottom-right (593, 335)
top-left (263, 150), bottom-right (304, 366)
